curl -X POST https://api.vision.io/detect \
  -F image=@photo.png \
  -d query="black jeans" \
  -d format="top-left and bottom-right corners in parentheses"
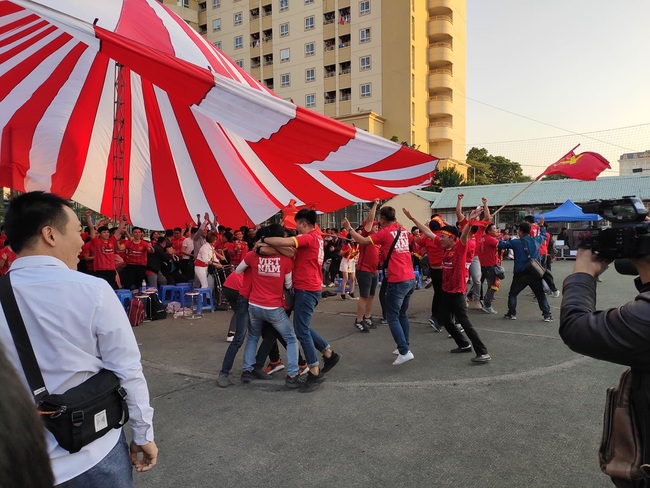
top-left (439, 291), bottom-right (488, 355)
top-left (507, 271), bottom-right (551, 317)
top-left (429, 268), bottom-right (443, 321)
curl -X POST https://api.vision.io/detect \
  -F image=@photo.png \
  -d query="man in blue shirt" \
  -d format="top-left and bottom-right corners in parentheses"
top-left (498, 216), bottom-right (553, 321)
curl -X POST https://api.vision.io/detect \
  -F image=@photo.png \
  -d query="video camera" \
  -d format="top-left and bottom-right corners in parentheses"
top-left (570, 197), bottom-right (650, 270)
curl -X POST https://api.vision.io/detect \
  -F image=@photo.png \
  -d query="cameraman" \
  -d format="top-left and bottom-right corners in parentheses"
top-left (559, 249), bottom-right (650, 486)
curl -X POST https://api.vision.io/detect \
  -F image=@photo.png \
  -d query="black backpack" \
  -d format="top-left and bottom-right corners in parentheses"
top-left (149, 293), bottom-right (167, 320)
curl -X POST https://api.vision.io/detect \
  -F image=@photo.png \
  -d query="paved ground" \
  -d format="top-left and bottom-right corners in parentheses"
top-left (131, 260), bottom-right (637, 488)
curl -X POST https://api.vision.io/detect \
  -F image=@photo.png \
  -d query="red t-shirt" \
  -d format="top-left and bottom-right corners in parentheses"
top-left (171, 236), bottom-right (185, 256)
top-left (226, 240), bottom-right (248, 267)
top-left (465, 237), bottom-right (477, 263)
top-left (124, 239), bottom-right (149, 266)
top-left (478, 235), bottom-right (500, 267)
top-left (239, 265), bottom-right (253, 300)
top-left (539, 232), bottom-right (550, 255)
top-left (369, 223), bottom-right (414, 283)
top-left (356, 229), bottom-right (380, 273)
top-left (0, 246), bottom-right (16, 275)
top-left (91, 236), bottom-right (118, 271)
top-left (442, 239), bottom-right (468, 294)
top-left (292, 229), bottom-right (324, 291)
top-left (245, 252), bottom-right (293, 308)
top-left (223, 270), bottom-right (243, 292)
top-left (424, 233), bottom-right (443, 267)
top-left (81, 241), bottom-right (94, 272)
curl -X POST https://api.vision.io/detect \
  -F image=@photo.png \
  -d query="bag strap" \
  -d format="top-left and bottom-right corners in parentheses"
top-left (383, 227), bottom-right (402, 270)
top-left (0, 273), bottom-right (49, 402)
top-left (521, 238), bottom-right (535, 262)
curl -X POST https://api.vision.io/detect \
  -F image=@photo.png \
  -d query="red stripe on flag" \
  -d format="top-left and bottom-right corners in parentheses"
top-left (51, 54), bottom-right (111, 197)
top-left (3, 43), bottom-right (87, 193)
top-left (116, 0), bottom-right (175, 57)
top-left (170, 102), bottom-right (256, 226)
top-left (140, 80), bottom-right (192, 228)
top-left (0, 2), bottom-right (25, 17)
top-left (355, 145), bottom-right (437, 173)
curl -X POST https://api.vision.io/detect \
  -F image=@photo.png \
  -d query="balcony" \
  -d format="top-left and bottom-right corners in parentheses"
top-left (427, 15), bottom-right (453, 38)
top-left (427, 0), bottom-right (454, 13)
top-left (427, 121), bottom-right (453, 141)
top-left (428, 42), bottom-right (453, 65)
top-left (427, 95), bottom-right (453, 116)
top-left (428, 69), bottom-right (453, 90)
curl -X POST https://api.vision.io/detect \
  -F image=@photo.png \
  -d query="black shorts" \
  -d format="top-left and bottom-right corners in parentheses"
top-left (356, 270), bottom-right (378, 298)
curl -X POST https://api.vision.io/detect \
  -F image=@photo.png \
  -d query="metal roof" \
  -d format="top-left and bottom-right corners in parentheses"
top-left (411, 190), bottom-right (440, 202)
top-left (429, 175), bottom-right (650, 210)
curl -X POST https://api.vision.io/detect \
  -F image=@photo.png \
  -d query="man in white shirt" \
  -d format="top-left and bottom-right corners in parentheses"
top-left (0, 192), bottom-right (158, 487)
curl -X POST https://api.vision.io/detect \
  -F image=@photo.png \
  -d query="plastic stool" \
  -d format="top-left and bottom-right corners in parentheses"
top-left (159, 285), bottom-right (177, 305)
top-left (115, 289), bottom-right (132, 310)
top-left (182, 292), bottom-right (203, 319)
top-left (335, 277), bottom-right (350, 294)
top-left (195, 288), bottom-right (214, 313)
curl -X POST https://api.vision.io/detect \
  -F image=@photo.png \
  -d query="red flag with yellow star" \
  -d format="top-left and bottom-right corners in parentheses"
top-left (537, 145), bottom-right (611, 181)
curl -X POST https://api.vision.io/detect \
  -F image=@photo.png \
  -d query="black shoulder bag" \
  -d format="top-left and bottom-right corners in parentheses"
top-left (522, 239), bottom-right (545, 278)
top-left (0, 274), bottom-right (129, 453)
top-left (382, 227), bottom-right (402, 278)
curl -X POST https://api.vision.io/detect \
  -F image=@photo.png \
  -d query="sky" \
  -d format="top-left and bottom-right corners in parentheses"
top-left (464, 0), bottom-right (650, 178)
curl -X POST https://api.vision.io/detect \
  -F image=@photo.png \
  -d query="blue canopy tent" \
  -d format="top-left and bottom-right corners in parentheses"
top-left (535, 200), bottom-right (602, 222)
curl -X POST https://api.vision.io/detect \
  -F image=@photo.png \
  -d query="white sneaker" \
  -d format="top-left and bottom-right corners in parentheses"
top-left (393, 350), bottom-right (414, 365)
top-left (392, 349), bottom-right (399, 355)
top-left (551, 290), bottom-right (560, 298)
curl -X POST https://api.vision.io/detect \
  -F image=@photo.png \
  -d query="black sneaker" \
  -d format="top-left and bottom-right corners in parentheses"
top-left (363, 317), bottom-right (376, 329)
top-left (251, 367), bottom-right (272, 380)
top-left (284, 375), bottom-right (303, 390)
top-left (543, 315), bottom-right (553, 322)
top-left (353, 320), bottom-right (370, 333)
top-left (299, 371), bottom-right (327, 393)
top-left (341, 294), bottom-right (347, 300)
top-left (450, 345), bottom-right (472, 353)
top-left (503, 313), bottom-right (517, 320)
top-left (321, 352), bottom-right (341, 374)
top-left (241, 370), bottom-right (253, 383)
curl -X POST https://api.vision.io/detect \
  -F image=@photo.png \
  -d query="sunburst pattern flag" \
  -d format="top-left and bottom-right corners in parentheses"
top-left (0, 0), bottom-right (438, 228)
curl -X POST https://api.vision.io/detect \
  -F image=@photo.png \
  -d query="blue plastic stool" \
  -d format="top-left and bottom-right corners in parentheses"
top-left (160, 285), bottom-right (178, 305)
top-left (115, 289), bottom-right (132, 310)
top-left (335, 277), bottom-right (350, 293)
top-left (195, 288), bottom-right (214, 313)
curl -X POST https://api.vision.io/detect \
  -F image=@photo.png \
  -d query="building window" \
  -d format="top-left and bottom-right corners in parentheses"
top-left (360, 83), bottom-right (371, 98)
top-left (280, 0), bottom-right (289, 12)
top-left (305, 15), bottom-right (315, 30)
top-left (213, 0), bottom-right (220, 7)
top-left (305, 67), bottom-right (315, 82)
top-left (234, 12), bottom-right (242, 25)
top-left (306, 93), bottom-right (316, 107)
top-left (177, 0), bottom-right (190, 7)
top-left (281, 73), bottom-right (291, 87)
top-left (633, 168), bottom-right (643, 173)
top-left (234, 36), bottom-right (243, 49)
top-left (305, 42), bottom-right (315, 56)
top-left (235, 60), bottom-right (244, 68)
top-left (359, 0), bottom-right (370, 15)
top-left (280, 22), bottom-right (289, 37)
top-left (305, 0), bottom-right (314, 4)
top-left (360, 28), bottom-right (371, 43)
top-left (280, 48), bottom-right (290, 62)
top-left (212, 18), bottom-right (221, 31)
top-left (360, 55), bottom-right (371, 71)
top-left (214, 41), bottom-right (222, 49)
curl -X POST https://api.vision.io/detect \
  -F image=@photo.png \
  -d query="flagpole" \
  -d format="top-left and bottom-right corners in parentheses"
top-left (492, 180), bottom-right (537, 217)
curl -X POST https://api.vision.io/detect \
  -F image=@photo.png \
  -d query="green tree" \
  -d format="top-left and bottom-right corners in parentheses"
top-left (422, 166), bottom-right (465, 191)
top-left (466, 147), bottom-right (532, 185)
top-left (541, 174), bottom-right (569, 181)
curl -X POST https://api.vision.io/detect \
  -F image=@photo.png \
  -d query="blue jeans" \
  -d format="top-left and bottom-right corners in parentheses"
top-left (293, 289), bottom-right (329, 367)
top-left (56, 430), bottom-right (132, 487)
top-left (219, 296), bottom-right (250, 375)
top-left (243, 305), bottom-right (299, 376)
top-left (385, 280), bottom-right (416, 355)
